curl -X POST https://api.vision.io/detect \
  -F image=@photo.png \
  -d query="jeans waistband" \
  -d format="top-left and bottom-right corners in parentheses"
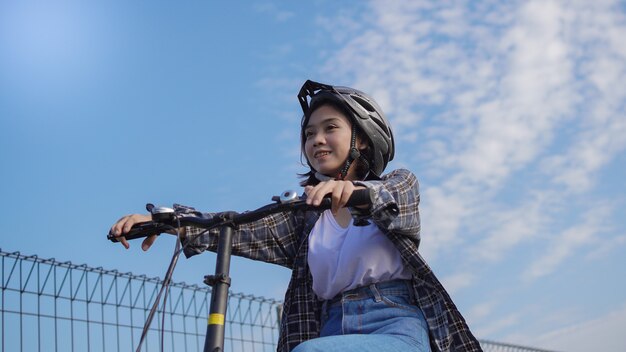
top-left (325, 279), bottom-right (413, 307)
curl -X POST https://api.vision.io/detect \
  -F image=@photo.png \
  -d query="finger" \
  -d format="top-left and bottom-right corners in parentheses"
top-left (306, 181), bottom-right (324, 205)
top-left (121, 218), bottom-right (134, 234)
top-left (313, 181), bottom-right (334, 206)
top-left (122, 215), bottom-right (142, 234)
top-left (338, 181), bottom-right (354, 210)
top-left (119, 236), bottom-right (130, 249)
top-left (110, 216), bottom-right (129, 237)
top-left (304, 186), bottom-right (313, 204)
top-left (142, 235), bottom-right (158, 251)
top-left (331, 182), bottom-right (345, 214)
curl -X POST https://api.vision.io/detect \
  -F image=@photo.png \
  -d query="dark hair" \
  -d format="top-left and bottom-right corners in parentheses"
top-left (298, 99), bottom-right (374, 186)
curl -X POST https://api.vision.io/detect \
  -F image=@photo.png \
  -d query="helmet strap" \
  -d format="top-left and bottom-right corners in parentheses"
top-left (337, 124), bottom-right (359, 180)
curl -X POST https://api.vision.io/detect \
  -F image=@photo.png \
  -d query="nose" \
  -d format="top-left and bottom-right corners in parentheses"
top-left (311, 131), bottom-right (325, 146)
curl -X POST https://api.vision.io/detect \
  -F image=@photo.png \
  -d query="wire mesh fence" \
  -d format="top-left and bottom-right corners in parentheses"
top-left (1, 250), bottom-right (556, 352)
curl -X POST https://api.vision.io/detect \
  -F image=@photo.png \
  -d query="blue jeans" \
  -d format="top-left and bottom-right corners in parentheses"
top-left (293, 280), bottom-right (431, 352)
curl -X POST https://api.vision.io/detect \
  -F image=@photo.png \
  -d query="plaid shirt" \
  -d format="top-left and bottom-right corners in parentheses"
top-left (182, 169), bottom-right (482, 352)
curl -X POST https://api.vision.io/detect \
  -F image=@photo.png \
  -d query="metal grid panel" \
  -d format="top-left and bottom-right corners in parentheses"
top-left (1, 250), bottom-right (556, 352)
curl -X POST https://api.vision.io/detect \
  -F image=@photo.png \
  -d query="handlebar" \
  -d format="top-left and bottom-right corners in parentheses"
top-left (108, 188), bottom-right (374, 243)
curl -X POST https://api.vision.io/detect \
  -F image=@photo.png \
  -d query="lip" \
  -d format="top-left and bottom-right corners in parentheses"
top-left (314, 150), bottom-right (331, 159)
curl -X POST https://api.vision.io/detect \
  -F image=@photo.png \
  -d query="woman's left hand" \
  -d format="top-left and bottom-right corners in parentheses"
top-left (304, 180), bottom-right (362, 214)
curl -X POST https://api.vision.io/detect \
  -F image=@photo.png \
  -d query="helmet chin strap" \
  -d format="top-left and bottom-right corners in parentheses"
top-left (334, 124), bottom-right (358, 180)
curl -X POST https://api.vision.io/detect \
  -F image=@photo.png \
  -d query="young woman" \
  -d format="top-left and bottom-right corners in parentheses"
top-left (110, 80), bottom-right (482, 352)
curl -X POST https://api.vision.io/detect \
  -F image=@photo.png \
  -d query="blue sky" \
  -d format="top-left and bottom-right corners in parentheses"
top-left (1, 1), bottom-right (625, 351)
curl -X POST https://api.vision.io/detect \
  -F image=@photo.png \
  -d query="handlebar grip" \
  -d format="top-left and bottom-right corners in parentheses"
top-left (346, 188), bottom-right (375, 207)
top-left (319, 188), bottom-right (374, 208)
top-left (107, 221), bottom-right (171, 243)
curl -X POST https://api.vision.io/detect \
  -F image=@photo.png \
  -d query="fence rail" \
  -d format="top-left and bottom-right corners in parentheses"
top-left (1, 250), bottom-right (556, 352)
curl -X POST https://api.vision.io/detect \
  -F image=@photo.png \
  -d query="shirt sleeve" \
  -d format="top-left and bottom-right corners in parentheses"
top-left (177, 205), bottom-right (302, 269)
top-left (351, 168), bottom-right (421, 241)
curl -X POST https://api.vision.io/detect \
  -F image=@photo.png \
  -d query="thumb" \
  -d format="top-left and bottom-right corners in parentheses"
top-left (141, 235), bottom-right (158, 251)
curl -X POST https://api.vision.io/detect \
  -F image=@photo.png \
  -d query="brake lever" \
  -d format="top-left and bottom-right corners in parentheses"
top-left (107, 203), bottom-right (177, 243)
top-left (107, 222), bottom-right (174, 242)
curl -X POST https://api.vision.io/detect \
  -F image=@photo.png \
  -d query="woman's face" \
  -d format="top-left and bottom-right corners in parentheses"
top-left (304, 104), bottom-right (364, 179)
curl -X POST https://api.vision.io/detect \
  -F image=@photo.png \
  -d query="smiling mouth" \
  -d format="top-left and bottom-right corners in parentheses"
top-left (314, 151), bottom-right (331, 158)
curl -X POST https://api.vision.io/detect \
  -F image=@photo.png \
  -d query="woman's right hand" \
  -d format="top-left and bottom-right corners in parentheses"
top-left (109, 214), bottom-right (153, 250)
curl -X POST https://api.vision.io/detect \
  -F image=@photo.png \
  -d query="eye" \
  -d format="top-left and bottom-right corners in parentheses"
top-left (304, 130), bottom-right (314, 139)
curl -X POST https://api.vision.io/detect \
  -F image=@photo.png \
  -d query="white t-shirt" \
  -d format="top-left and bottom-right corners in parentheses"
top-left (307, 210), bottom-right (413, 300)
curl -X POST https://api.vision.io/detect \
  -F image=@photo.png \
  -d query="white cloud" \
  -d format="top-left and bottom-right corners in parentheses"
top-left (469, 198), bottom-right (546, 262)
top-left (467, 300), bottom-right (497, 322)
top-left (473, 312), bottom-right (521, 338)
top-left (317, 0), bottom-right (626, 267)
top-left (313, 1), bottom-right (626, 348)
top-left (523, 204), bottom-right (611, 281)
top-left (585, 234), bottom-right (626, 260)
top-left (449, 0), bottom-right (576, 188)
top-left (419, 186), bottom-right (468, 258)
top-left (440, 272), bottom-right (475, 295)
top-left (530, 303), bottom-right (626, 352)
top-left (252, 3), bottom-right (294, 22)
top-left (539, 0), bottom-right (626, 193)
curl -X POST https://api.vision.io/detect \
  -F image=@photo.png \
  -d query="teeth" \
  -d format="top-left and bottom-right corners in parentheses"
top-left (316, 151), bottom-right (330, 157)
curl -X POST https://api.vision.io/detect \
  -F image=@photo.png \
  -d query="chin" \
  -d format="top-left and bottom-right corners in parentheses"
top-left (318, 169), bottom-right (341, 177)
top-left (312, 164), bottom-right (338, 176)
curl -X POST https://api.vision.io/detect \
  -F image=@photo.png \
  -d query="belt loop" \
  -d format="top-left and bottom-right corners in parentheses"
top-left (369, 283), bottom-right (382, 302)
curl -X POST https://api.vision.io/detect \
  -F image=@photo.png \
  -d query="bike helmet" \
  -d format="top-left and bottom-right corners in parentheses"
top-left (298, 80), bottom-right (395, 179)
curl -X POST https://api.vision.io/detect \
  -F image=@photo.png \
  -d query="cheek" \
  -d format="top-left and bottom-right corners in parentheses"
top-left (334, 132), bottom-right (352, 151)
top-left (303, 141), bottom-right (314, 158)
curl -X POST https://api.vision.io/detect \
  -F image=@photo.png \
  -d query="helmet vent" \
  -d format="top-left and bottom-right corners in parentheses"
top-left (351, 95), bottom-right (376, 112)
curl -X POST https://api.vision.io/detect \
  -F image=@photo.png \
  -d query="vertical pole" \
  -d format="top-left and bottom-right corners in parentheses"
top-left (203, 222), bottom-right (234, 352)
